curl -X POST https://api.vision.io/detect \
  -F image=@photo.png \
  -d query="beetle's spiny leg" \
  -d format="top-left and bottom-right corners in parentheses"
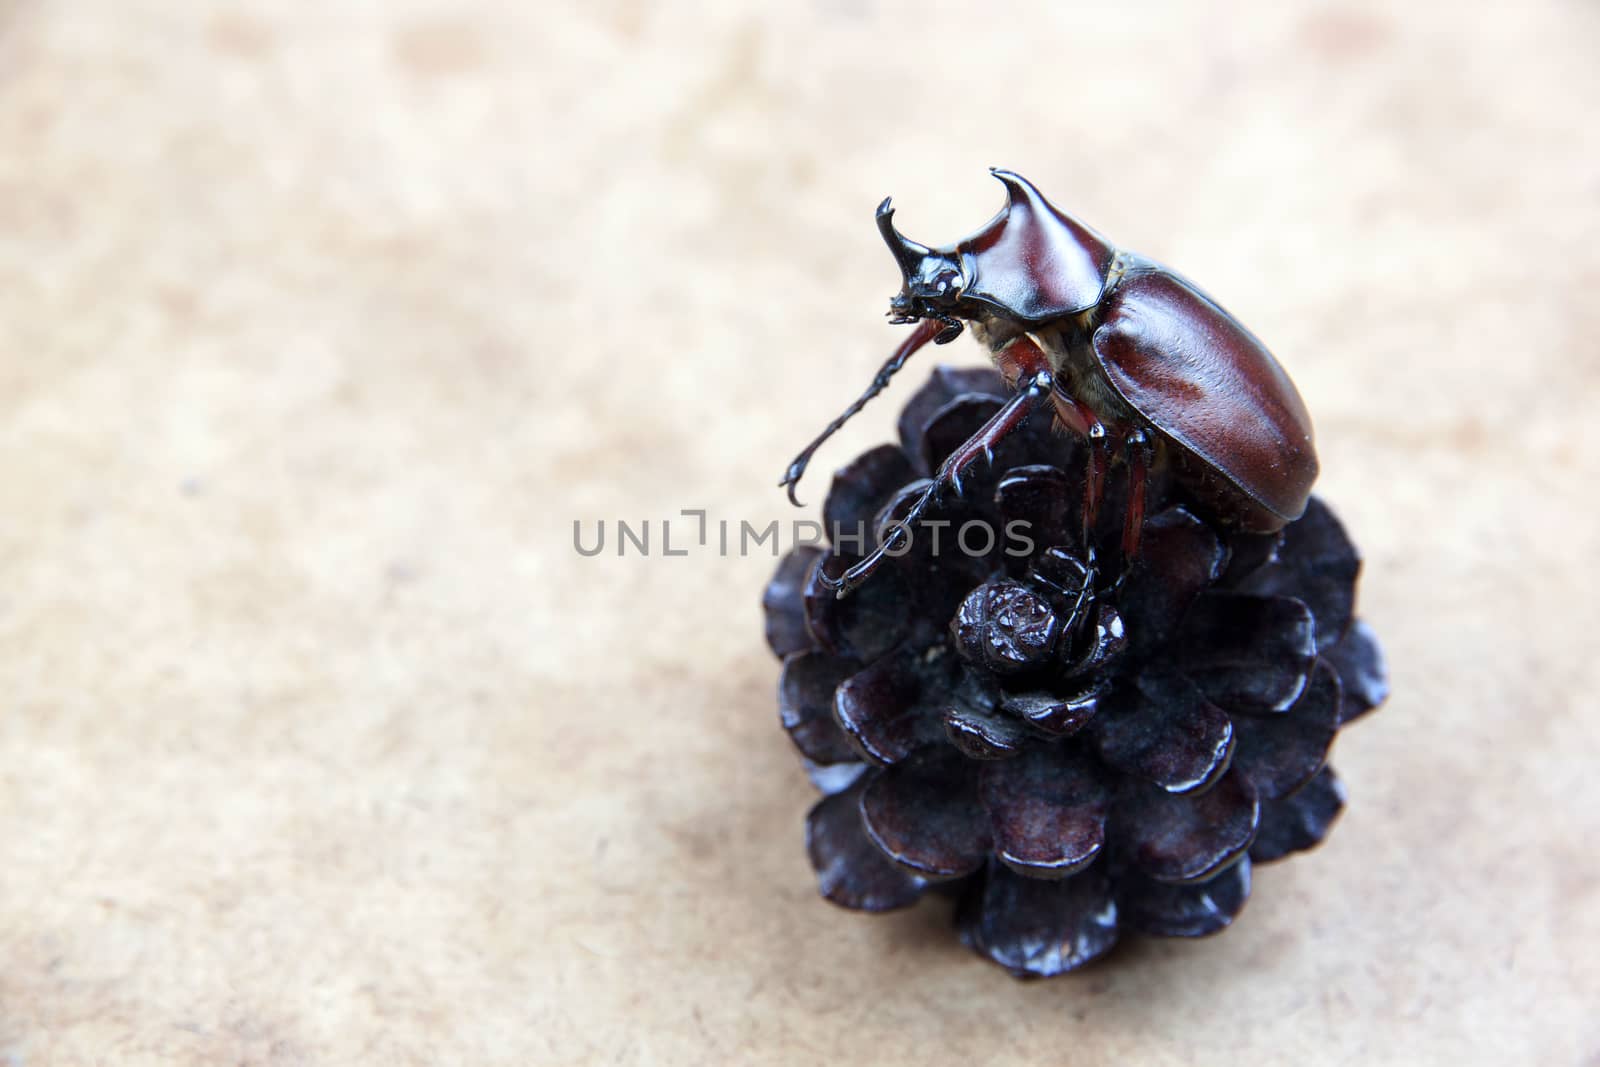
top-left (821, 370), bottom-right (1055, 598)
top-left (779, 317), bottom-right (941, 506)
top-left (1082, 421), bottom-right (1109, 553)
top-left (1047, 387), bottom-right (1109, 560)
top-left (1118, 428), bottom-right (1156, 574)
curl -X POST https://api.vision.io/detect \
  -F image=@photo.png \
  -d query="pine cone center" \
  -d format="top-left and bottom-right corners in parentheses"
top-left (952, 580), bottom-right (1061, 673)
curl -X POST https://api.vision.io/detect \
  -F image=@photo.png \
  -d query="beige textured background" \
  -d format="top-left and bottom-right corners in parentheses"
top-left (1, 1), bottom-right (1597, 1063)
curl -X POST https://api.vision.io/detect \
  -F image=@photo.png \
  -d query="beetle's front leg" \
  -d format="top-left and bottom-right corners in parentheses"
top-left (779, 318), bottom-right (943, 506)
top-left (820, 370), bottom-right (1056, 598)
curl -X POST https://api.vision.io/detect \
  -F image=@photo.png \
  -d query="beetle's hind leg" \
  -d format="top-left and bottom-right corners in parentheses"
top-left (1119, 428), bottom-right (1155, 568)
top-left (820, 370), bottom-right (1056, 598)
top-left (1049, 390), bottom-right (1111, 564)
top-left (1049, 390), bottom-right (1153, 582)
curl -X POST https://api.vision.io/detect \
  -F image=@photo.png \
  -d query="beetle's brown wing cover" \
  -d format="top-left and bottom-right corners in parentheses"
top-left (1091, 265), bottom-right (1317, 524)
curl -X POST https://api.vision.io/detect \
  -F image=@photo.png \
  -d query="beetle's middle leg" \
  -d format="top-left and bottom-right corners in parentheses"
top-left (820, 369), bottom-right (1056, 598)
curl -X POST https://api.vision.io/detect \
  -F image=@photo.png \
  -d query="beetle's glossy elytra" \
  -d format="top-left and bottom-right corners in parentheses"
top-left (1093, 261), bottom-right (1317, 527)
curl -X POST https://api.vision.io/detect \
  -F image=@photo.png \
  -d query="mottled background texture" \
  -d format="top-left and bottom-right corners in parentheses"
top-left (1, 1), bottom-right (1597, 1064)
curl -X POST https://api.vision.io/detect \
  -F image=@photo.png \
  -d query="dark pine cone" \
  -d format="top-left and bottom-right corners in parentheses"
top-left (764, 365), bottom-right (1389, 978)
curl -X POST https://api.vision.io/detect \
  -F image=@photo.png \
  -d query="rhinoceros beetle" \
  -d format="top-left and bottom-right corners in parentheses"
top-left (780, 169), bottom-right (1318, 598)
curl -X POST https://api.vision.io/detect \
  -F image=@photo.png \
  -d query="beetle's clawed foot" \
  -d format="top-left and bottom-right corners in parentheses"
top-left (778, 458), bottom-right (810, 507)
top-left (817, 523), bottom-right (911, 599)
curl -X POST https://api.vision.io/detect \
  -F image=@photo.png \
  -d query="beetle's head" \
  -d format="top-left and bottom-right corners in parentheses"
top-left (877, 171), bottom-right (1118, 336)
top-left (877, 198), bottom-right (973, 345)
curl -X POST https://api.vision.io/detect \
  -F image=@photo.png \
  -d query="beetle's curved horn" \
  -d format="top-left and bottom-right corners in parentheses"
top-left (989, 167), bottom-right (1045, 213)
top-left (876, 197), bottom-right (930, 280)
